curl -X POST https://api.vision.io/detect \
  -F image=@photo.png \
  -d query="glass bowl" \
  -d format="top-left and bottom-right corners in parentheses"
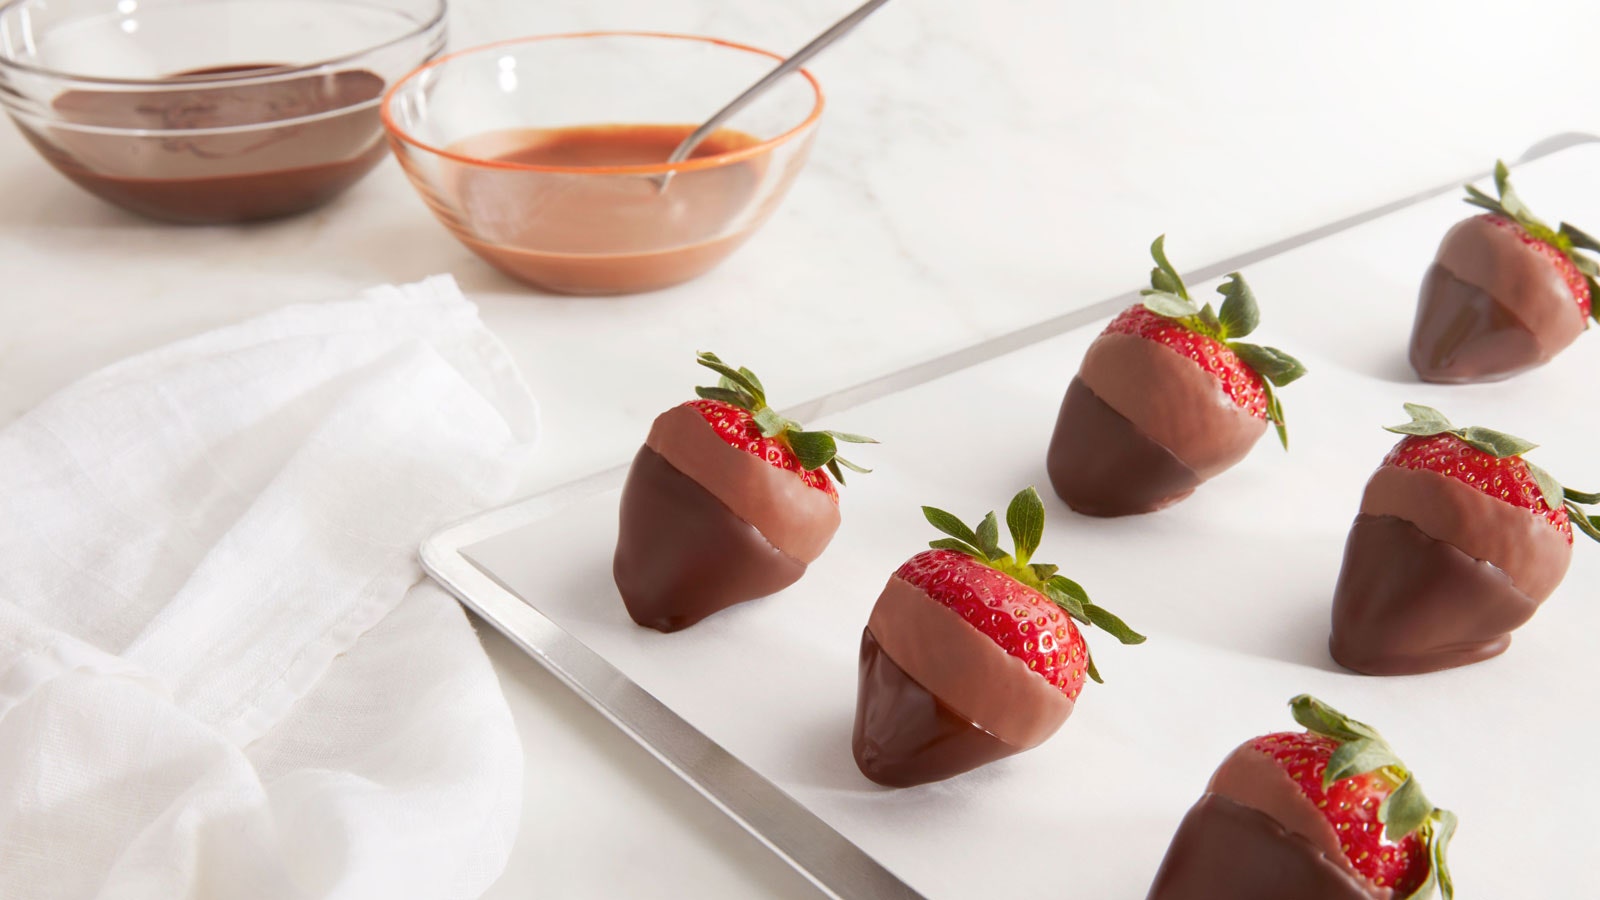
top-left (382, 32), bottom-right (824, 295)
top-left (0, 0), bottom-right (446, 224)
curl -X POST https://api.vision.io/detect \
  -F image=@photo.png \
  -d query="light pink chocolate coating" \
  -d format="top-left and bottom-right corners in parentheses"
top-left (1434, 216), bottom-right (1587, 356)
top-left (865, 575), bottom-right (1074, 749)
top-left (1361, 464), bottom-right (1572, 601)
top-left (645, 405), bottom-right (840, 563)
top-left (1207, 743), bottom-right (1393, 900)
top-left (1077, 332), bottom-right (1266, 479)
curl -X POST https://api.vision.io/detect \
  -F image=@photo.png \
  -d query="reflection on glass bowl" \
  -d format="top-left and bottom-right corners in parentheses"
top-left (0, 0), bottom-right (446, 224)
top-left (383, 33), bottom-right (825, 295)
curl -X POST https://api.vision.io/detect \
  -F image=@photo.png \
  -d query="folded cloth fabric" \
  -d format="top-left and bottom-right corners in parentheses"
top-left (0, 276), bottom-right (539, 899)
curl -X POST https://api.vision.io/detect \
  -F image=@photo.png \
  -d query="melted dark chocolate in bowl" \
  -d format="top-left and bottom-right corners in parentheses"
top-left (21, 64), bottom-right (386, 223)
top-left (1145, 794), bottom-right (1377, 900)
top-left (1410, 263), bottom-right (1546, 383)
top-left (613, 445), bottom-right (806, 633)
top-left (438, 124), bottom-right (775, 295)
top-left (1330, 513), bottom-right (1540, 675)
top-left (851, 628), bottom-right (1021, 787)
top-left (1046, 376), bottom-right (1201, 517)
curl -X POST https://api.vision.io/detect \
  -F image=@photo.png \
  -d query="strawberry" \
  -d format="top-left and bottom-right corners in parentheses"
top-left (1383, 431), bottom-right (1571, 539)
top-left (687, 351), bottom-right (874, 488)
top-left (687, 398), bottom-right (839, 499)
top-left (1480, 213), bottom-right (1592, 316)
top-left (1104, 305), bottom-right (1271, 420)
top-left (1411, 160), bottom-right (1598, 383)
top-left (1048, 236), bottom-right (1307, 517)
top-left (1329, 404), bottom-right (1598, 674)
top-left (852, 487), bottom-right (1144, 786)
top-left (1255, 731), bottom-right (1429, 894)
top-left (1146, 695), bottom-right (1456, 900)
top-left (894, 549), bottom-right (1093, 699)
top-left (613, 352), bottom-right (875, 632)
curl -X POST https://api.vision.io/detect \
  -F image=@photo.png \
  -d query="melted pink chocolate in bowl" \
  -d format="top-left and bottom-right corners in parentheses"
top-left (431, 124), bottom-right (780, 295)
top-left (382, 32), bottom-right (823, 296)
top-left (20, 64), bottom-right (387, 223)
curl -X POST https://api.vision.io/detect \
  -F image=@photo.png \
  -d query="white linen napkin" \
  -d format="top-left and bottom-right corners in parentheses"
top-left (0, 276), bottom-right (538, 899)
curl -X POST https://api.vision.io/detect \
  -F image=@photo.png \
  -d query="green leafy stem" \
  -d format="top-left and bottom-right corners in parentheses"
top-left (1289, 695), bottom-right (1456, 900)
top-left (920, 487), bottom-right (1145, 683)
top-left (694, 352), bottom-right (876, 484)
top-left (1386, 403), bottom-right (1600, 543)
top-left (1138, 235), bottom-right (1308, 448)
top-left (1463, 160), bottom-right (1600, 324)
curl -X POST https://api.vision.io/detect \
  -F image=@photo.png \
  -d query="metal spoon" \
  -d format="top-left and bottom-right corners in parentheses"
top-left (657, 0), bottom-right (892, 191)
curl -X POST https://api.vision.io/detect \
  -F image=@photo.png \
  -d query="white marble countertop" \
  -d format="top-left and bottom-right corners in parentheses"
top-left (3, 1), bottom-right (1596, 896)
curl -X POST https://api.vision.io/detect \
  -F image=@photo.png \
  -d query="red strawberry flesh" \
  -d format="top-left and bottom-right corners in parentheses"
top-left (1385, 432), bottom-right (1572, 542)
top-left (1252, 732), bottom-right (1428, 894)
top-left (1105, 306), bottom-right (1269, 418)
top-left (1482, 214), bottom-right (1594, 318)
top-left (894, 549), bottom-right (1088, 699)
top-left (688, 399), bottom-right (837, 500)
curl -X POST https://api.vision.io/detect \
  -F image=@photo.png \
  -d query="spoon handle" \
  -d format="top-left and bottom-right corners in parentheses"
top-left (665, 0), bottom-right (892, 165)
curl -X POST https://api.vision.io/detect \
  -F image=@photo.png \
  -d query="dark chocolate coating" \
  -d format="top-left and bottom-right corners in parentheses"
top-left (21, 68), bottom-right (387, 224)
top-left (613, 445), bottom-right (806, 633)
top-left (1330, 514), bottom-right (1540, 675)
top-left (1145, 794), bottom-right (1377, 900)
top-left (852, 628), bottom-right (1021, 787)
top-left (1046, 376), bottom-right (1201, 517)
top-left (1410, 263), bottom-right (1545, 384)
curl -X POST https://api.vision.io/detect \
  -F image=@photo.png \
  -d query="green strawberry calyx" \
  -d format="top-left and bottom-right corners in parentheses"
top-left (694, 351), bottom-right (877, 484)
top-left (1385, 403), bottom-right (1600, 543)
top-left (1463, 160), bottom-right (1600, 324)
top-left (1138, 235), bottom-right (1309, 449)
top-left (919, 486), bottom-right (1146, 683)
top-left (1288, 695), bottom-right (1456, 900)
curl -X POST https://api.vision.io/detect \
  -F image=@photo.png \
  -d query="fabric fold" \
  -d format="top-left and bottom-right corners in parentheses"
top-left (0, 275), bottom-right (534, 899)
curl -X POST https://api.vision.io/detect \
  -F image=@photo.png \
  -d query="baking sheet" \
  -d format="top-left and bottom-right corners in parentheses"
top-left (434, 141), bottom-right (1600, 897)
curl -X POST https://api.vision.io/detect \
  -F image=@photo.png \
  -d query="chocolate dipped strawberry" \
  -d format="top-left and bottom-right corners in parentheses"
top-left (1411, 160), bottom-right (1598, 383)
top-left (1330, 404), bottom-right (1600, 675)
top-left (1147, 695), bottom-right (1456, 900)
top-left (852, 487), bottom-right (1144, 787)
top-left (1048, 236), bottom-right (1307, 516)
top-left (613, 352), bottom-right (874, 632)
